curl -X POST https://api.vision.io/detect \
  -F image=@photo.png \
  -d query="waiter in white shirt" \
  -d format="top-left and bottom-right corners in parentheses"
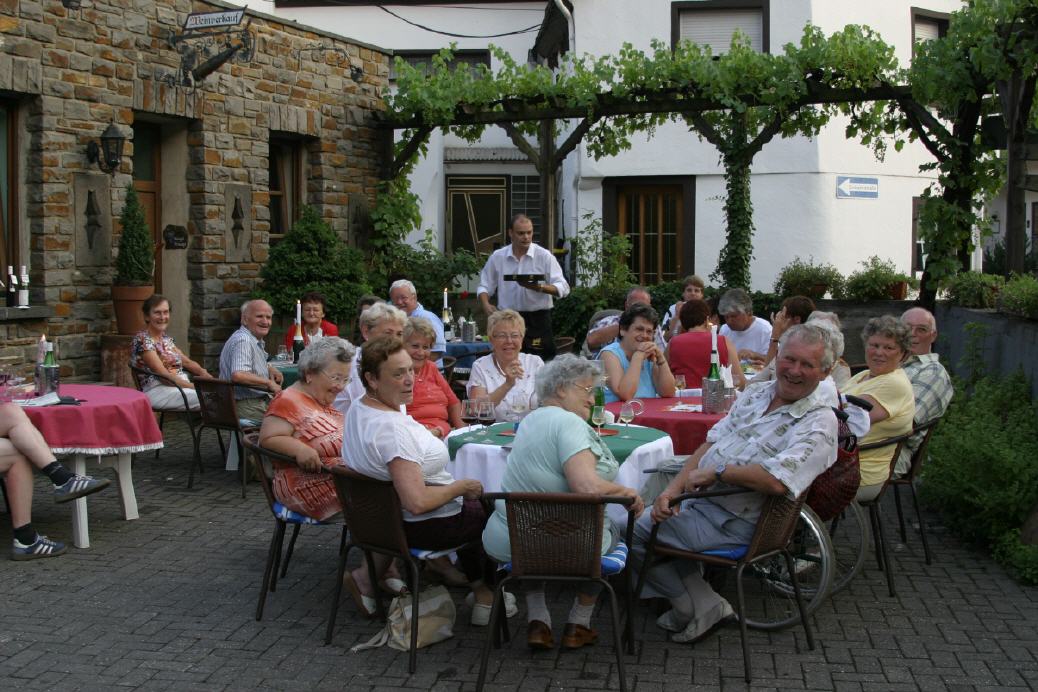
top-left (477, 213), bottom-right (570, 360)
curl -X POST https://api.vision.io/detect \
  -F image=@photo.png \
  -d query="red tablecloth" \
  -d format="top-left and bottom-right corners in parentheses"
top-left (24, 384), bottom-right (163, 455)
top-left (605, 396), bottom-right (724, 455)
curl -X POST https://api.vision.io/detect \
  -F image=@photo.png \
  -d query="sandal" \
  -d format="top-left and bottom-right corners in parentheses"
top-left (342, 571), bottom-right (377, 618)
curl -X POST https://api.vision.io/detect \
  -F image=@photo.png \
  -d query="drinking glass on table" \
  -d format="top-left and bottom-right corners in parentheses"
top-left (276, 345), bottom-right (291, 363)
top-left (673, 374), bottom-right (686, 400)
top-left (461, 399), bottom-right (480, 430)
top-left (590, 405), bottom-right (606, 436)
top-left (617, 399), bottom-right (644, 438)
top-left (508, 392), bottom-right (529, 423)
top-left (477, 399), bottom-right (495, 437)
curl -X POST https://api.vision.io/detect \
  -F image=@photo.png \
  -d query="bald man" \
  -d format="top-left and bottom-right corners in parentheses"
top-left (896, 307), bottom-right (953, 477)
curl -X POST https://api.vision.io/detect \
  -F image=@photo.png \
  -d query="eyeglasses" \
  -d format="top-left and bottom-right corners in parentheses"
top-left (491, 332), bottom-right (523, 341)
top-left (321, 370), bottom-right (352, 386)
top-left (572, 384), bottom-right (594, 395)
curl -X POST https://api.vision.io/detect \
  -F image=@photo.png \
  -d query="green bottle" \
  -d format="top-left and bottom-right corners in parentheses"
top-left (707, 326), bottom-right (721, 380)
top-left (588, 383), bottom-right (606, 425)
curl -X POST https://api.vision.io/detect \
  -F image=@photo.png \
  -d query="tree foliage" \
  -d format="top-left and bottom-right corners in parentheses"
top-left (115, 186), bottom-right (154, 286)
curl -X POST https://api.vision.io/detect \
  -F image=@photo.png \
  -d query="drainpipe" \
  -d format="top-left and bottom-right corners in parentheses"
top-left (552, 0), bottom-right (580, 280)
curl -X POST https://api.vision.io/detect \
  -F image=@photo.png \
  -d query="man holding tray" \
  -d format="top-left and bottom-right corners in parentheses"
top-left (477, 213), bottom-right (569, 360)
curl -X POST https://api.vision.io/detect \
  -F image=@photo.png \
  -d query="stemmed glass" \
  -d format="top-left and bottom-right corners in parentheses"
top-left (617, 399), bottom-right (644, 438)
top-left (477, 399), bottom-right (495, 437)
top-left (276, 345), bottom-right (291, 363)
top-left (674, 374), bottom-right (687, 401)
top-left (591, 405), bottom-right (606, 436)
top-left (461, 399), bottom-right (480, 431)
top-left (508, 393), bottom-right (528, 424)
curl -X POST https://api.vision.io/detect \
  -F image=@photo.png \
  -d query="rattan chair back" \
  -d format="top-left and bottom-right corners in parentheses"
top-left (194, 377), bottom-right (242, 430)
top-left (741, 492), bottom-right (807, 561)
top-left (329, 465), bottom-right (411, 557)
top-left (900, 419), bottom-right (939, 482)
top-left (495, 492), bottom-right (608, 579)
top-left (242, 433), bottom-right (287, 516)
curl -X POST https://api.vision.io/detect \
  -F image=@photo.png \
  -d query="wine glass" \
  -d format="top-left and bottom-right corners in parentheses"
top-left (590, 405), bottom-right (606, 436)
top-left (461, 399), bottom-right (480, 431)
top-left (276, 345), bottom-right (291, 363)
top-left (674, 374), bottom-right (687, 401)
top-left (508, 393), bottom-right (528, 423)
top-left (477, 399), bottom-right (495, 437)
top-left (618, 401), bottom-right (635, 436)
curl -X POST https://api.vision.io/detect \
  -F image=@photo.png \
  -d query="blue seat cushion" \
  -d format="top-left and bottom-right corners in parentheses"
top-left (501, 541), bottom-right (630, 576)
top-left (410, 546), bottom-right (467, 560)
top-left (272, 501), bottom-right (324, 525)
top-left (701, 545), bottom-right (748, 560)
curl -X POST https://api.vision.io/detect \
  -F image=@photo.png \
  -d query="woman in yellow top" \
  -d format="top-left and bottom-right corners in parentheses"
top-left (843, 315), bottom-right (916, 501)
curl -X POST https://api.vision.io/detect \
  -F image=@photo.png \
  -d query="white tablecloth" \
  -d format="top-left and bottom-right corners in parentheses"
top-left (446, 425), bottom-right (674, 524)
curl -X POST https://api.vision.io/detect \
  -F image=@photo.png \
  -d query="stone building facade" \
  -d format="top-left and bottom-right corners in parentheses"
top-left (0, 0), bottom-right (388, 380)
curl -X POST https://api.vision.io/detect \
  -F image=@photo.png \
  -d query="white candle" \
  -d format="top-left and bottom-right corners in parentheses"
top-left (442, 287), bottom-right (448, 310)
top-left (711, 324), bottom-right (717, 351)
top-left (295, 299), bottom-right (301, 325)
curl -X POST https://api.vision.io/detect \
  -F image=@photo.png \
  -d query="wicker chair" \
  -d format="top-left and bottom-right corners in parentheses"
top-left (634, 487), bottom-right (815, 683)
top-left (856, 430), bottom-right (915, 597)
top-left (438, 355), bottom-right (456, 383)
top-left (475, 492), bottom-right (637, 692)
top-left (553, 336), bottom-right (575, 356)
top-left (193, 378), bottom-right (260, 496)
top-left (326, 465), bottom-right (475, 673)
top-left (241, 433), bottom-right (343, 621)
top-left (128, 364), bottom-right (200, 466)
top-left (890, 419), bottom-right (941, 565)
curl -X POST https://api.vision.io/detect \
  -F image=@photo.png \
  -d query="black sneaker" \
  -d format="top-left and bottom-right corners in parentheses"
top-left (53, 475), bottom-right (110, 503)
top-left (12, 535), bottom-right (67, 561)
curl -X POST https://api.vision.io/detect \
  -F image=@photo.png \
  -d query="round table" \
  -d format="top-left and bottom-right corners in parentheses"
top-left (271, 363), bottom-right (299, 387)
top-left (23, 384), bottom-right (163, 548)
top-left (445, 341), bottom-right (492, 369)
top-left (605, 397), bottom-right (725, 455)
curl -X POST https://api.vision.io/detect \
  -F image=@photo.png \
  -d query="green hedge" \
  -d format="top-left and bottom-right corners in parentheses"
top-left (922, 371), bottom-right (1038, 584)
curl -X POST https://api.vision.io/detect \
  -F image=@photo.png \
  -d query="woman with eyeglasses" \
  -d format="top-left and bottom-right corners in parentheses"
top-left (259, 337), bottom-right (355, 521)
top-left (468, 309), bottom-right (543, 422)
top-left (404, 317), bottom-right (462, 439)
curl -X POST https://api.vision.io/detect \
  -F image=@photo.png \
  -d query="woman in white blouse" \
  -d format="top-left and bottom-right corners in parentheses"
top-left (467, 310), bottom-right (543, 421)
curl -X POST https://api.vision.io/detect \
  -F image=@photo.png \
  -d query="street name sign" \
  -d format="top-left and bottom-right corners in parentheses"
top-left (836, 176), bottom-right (879, 199)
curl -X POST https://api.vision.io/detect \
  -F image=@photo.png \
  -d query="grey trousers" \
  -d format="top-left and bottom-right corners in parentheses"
top-left (234, 396), bottom-right (269, 423)
top-left (631, 499), bottom-right (756, 602)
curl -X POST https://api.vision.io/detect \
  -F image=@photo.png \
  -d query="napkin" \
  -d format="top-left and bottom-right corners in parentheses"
top-left (676, 388), bottom-right (702, 397)
top-left (666, 402), bottom-right (703, 412)
top-left (720, 365), bottom-right (734, 388)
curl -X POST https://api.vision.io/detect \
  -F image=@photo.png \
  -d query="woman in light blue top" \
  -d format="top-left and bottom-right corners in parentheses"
top-left (601, 304), bottom-right (676, 403)
top-left (482, 355), bottom-right (645, 651)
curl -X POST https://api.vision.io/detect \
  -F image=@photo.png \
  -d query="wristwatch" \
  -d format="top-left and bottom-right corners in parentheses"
top-left (714, 463), bottom-right (727, 483)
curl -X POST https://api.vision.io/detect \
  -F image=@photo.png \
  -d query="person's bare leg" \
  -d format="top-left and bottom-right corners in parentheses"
top-left (0, 453), bottom-right (34, 527)
top-left (0, 404), bottom-right (56, 470)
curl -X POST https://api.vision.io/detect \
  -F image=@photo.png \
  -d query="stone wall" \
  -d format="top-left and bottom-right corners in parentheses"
top-left (0, 0), bottom-right (389, 377)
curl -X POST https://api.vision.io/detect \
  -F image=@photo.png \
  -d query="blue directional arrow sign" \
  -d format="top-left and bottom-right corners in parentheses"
top-left (836, 176), bottom-right (879, 199)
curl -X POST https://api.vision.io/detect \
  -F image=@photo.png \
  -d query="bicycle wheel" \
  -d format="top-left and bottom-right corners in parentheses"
top-left (827, 502), bottom-right (869, 595)
top-left (737, 506), bottom-right (834, 631)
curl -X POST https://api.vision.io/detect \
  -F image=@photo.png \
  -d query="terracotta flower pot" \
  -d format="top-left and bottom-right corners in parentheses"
top-left (886, 281), bottom-right (908, 300)
top-left (112, 284), bottom-right (154, 335)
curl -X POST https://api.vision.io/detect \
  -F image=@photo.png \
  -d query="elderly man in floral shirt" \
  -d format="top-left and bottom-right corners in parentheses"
top-left (631, 324), bottom-right (838, 643)
top-left (895, 307), bottom-right (953, 477)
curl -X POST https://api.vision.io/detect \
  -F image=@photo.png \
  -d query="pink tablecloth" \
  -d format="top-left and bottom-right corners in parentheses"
top-left (605, 396), bottom-right (724, 455)
top-left (24, 384), bottom-right (163, 455)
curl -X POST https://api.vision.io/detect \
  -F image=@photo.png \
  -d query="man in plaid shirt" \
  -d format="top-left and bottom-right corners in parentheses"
top-left (896, 307), bottom-right (953, 476)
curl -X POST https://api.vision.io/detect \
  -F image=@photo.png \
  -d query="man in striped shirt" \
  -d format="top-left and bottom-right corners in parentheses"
top-left (895, 307), bottom-right (953, 477)
top-left (219, 300), bottom-right (284, 422)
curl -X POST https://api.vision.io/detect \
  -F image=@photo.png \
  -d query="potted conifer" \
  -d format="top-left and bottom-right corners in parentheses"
top-left (111, 186), bottom-right (155, 334)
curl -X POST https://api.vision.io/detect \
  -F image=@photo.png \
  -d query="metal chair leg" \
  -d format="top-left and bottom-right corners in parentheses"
top-left (867, 503), bottom-right (885, 572)
top-left (893, 484), bottom-right (908, 543)
top-left (782, 550), bottom-right (815, 651)
top-left (325, 544), bottom-right (352, 644)
top-left (477, 580), bottom-right (509, 692)
top-left (910, 482), bottom-right (933, 565)
top-left (874, 507), bottom-right (896, 597)
top-left (734, 563), bottom-right (752, 683)
top-left (602, 579), bottom-right (628, 692)
top-left (281, 524), bottom-right (302, 578)
top-left (407, 560), bottom-right (421, 674)
top-left (156, 412), bottom-right (165, 459)
top-left (255, 520), bottom-right (285, 621)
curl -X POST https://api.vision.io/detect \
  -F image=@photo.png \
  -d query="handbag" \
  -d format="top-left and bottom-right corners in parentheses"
top-left (805, 400), bottom-right (861, 522)
top-left (351, 585), bottom-right (456, 653)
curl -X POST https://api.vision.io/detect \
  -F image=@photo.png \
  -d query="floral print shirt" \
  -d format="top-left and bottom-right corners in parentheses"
top-left (131, 331), bottom-right (184, 391)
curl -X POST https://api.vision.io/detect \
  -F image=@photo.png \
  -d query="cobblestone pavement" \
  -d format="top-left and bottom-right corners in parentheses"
top-left (2, 418), bottom-right (1036, 691)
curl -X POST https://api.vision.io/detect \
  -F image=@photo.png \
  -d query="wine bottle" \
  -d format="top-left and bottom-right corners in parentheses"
top-left (587, 383), bottom-right (606, 425)
top-left (442, 306), bottom-right (454, 341)
top-left (707, 324), bottom-right (721, 380)
top-left (292, 321), bottom-right (304, 364)
top-left (6, 266), bottom-right (16, 308)
top-left (17, 265), bottom-right (29, 308)
top-left (35, 339), bottom-right (59, 397)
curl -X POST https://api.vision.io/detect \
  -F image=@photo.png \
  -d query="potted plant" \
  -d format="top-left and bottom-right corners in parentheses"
top-left (111, 186), bottom-right (155, 335)
top-left (773, 257), bottom-right (845, 299)
top-left (844, 256), bottom-right (918, 302)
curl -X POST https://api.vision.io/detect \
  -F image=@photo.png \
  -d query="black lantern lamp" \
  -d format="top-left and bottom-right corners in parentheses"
top-left (61, 0), bottom-right (82, 9)
top-left (86, 122), bottom-right (125, 175)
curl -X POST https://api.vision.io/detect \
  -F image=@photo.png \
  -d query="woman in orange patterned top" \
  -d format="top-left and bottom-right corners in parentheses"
top-left (404, 317), bottom-right (462, 438)
top-left (259, 337), bottom-right (355, 520)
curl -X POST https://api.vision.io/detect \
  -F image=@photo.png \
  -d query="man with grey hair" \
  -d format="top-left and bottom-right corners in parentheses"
top-left (583, 286), bottom-right (666, 358)
top-left (389, 279), bottom-right (446, 360)
top-left (632, 324), bottom-right (837, 644)
top-left (333, 302), bottom-right (407, 415)
top-left (896, 307), bottom-right (952, 476)
top-left (718, 288), bottom-right (773, 365)
top-left (219, 299), bottom-right (284, 421)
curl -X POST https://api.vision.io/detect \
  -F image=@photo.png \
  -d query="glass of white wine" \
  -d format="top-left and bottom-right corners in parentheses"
top-left (674, 374), bottom-right (687, 401)
top-left (590, 404), bottom-right (606, 436)
top-left (617, 399), bottom-right (644, 438)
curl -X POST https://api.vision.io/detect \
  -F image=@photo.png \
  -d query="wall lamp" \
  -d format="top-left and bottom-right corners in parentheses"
top-left (86, 122), bottom-right (125, 175)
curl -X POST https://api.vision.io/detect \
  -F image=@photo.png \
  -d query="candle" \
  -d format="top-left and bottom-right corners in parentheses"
top-left (711, 324), bottom-right (717, 351)
top-left (442, 287), bottom-right (448, 310)
top-left (295, 299), bottom-right (301, 325)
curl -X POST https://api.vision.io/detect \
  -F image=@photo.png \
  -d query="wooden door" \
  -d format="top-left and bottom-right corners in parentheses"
top-left (132, 123), bottom-right (161, 291)
top-left (617, 184), bottom-right (684, 284)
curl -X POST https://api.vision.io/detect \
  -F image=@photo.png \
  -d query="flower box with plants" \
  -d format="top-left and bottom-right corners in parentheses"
top-left (844, 255), bottom-right (918, 302)
top-left (773, 257), bottom-right (845, 299)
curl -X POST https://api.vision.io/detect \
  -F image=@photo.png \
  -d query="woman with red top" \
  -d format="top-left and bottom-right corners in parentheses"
top-left (666, 299), bottom-right (746, 390)
top-left (259, 336), bottom-right (355, 520)
top-left (283, 291), bottom-right (340, 350)
top-left (404, 317), bottom-right (462, 438)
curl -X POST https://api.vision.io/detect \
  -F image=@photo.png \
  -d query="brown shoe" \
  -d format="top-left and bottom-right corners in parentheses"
top-left (527, 620), bottom-right (554, 650)
top-left (561, 623), bottom-right (598, 649)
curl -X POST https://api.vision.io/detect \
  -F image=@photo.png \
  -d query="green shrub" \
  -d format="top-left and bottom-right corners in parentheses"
top-left (552, 286), bottom-right (615, 347)
top-left (983, 237), bottom-right (1038, 277)
top-left (999, 273), bottom-right (1038, 319)
top-left (254, 206), bottom-right (371, 323)
top-left (941, 271), bottom-right (1004, 308)
top-left (844, 255), bottom-right (917, 301)
top-left (773, 257), bottom-right (845, 299)
top-left (114, 186), bottom-right (154, 286)
top-left (922, 371), bottom-right (1038, 584)
top-left (995, 531), bottom-right (1038, 585)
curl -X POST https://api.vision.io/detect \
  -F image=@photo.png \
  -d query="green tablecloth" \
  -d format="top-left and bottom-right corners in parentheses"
top-left (272, 364), bottom-right (299, 387)
top-left (447, 422), bottom-right (667, 463)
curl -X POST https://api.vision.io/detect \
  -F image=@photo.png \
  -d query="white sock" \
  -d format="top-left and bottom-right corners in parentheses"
top-left (526, 590), bottom-right (550, 626)
top-left (567, 599), bottom-right (596, 628)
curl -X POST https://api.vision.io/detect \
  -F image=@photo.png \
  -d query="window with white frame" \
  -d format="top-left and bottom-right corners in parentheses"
top-left (912, 8), bottom-right (949, 45)
top-left (672, 1), bottom-right (769, 54)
